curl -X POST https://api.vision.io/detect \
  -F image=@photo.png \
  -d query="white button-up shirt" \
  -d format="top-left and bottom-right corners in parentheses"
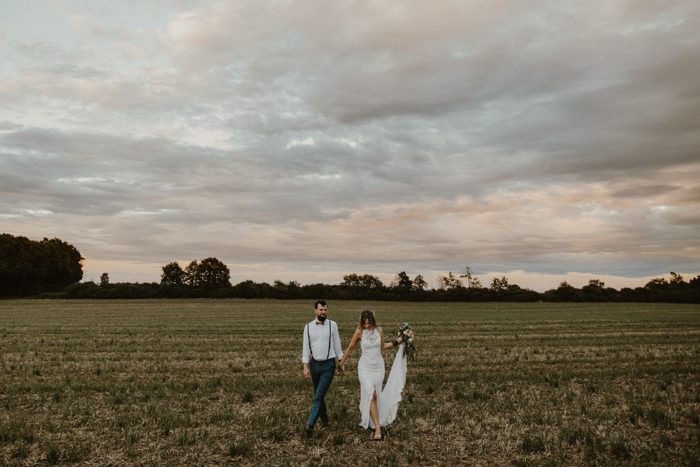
top-left (302, 319), bottom-right (343, 363)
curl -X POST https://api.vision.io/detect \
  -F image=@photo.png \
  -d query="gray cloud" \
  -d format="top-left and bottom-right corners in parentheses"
top-left (1, 0), bottom-right (698, 288)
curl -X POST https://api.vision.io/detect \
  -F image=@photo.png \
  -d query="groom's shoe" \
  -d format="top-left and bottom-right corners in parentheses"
top-left (304, 425), bottom-right (313, 438)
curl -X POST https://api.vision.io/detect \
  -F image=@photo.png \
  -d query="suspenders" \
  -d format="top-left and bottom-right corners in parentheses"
top-left (307, 320), bottom-right (333, 361)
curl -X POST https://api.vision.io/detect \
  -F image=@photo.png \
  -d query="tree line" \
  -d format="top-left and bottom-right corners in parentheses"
top-left (0, 234), bottom-right (83, 296)
top-left (2, 234), bottom-right (698, 302)
top-left (68, 264), bottom-right (700, 303)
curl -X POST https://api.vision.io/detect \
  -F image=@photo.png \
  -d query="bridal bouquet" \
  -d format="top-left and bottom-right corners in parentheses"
top-left (397, 322), bottom-right (417, 361)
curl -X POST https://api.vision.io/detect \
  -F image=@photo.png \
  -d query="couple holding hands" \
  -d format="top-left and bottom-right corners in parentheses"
top-left (302, 300), bottom-right (412, 441)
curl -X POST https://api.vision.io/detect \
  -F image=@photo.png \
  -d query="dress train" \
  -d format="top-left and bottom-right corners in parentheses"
top-left (378, 343), bottom-right (407, 426)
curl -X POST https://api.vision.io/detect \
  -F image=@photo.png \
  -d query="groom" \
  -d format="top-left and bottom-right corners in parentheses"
top-left (302, 299), bottom-right (344, 437)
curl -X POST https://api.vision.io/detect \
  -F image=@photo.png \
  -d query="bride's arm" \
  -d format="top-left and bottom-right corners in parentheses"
top-left (339, 327), bottom-right (361, 366)
top-left (381, 327), bottom-right (402, 350)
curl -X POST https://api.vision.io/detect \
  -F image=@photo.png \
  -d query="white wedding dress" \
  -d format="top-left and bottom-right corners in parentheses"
top-left (357, 328), bottom-right (407, 429)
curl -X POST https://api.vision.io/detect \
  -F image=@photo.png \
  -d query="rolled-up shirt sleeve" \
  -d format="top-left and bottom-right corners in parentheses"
top-left (332, 322), bottom-right (343, 361)
top-left (302, 324), bottom-right (310, 364)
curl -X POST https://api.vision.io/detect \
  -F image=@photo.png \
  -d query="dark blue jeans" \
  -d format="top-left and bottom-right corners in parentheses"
top-left (306, 358), bottom-right (335, 428)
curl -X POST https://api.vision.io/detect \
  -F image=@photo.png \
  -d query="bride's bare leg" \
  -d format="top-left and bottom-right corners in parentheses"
top-left (369, 392), bottom-right (381, 438)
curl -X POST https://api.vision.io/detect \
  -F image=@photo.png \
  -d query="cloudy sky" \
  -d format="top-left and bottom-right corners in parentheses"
top-left (1, 1), bottom-right (699, 291)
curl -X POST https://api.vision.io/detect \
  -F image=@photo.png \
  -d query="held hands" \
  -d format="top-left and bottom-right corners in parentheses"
top-left (338, 360), bottom-right (346, 374)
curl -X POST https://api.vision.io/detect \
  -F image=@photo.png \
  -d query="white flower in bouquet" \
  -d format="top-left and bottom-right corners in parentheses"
top-left (397, 322), bottom-right (417, 361)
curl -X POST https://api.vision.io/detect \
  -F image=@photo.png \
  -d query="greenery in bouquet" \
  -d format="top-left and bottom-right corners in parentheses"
top-left (397, 322), bottom-right (417, 361)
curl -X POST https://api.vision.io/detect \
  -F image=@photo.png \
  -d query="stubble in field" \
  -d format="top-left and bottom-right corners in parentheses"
top-left (1, 300), bottom-right (699, 465)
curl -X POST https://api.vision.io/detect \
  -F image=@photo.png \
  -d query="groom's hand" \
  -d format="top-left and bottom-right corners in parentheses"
top-left (338, 361), bottom-right (345, 373)
top-left (303, 364), bottom-right (310, 379)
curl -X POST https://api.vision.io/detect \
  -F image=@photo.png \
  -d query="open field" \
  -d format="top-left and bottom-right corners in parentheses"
top-left (1, 300), bottom-right (699, 466)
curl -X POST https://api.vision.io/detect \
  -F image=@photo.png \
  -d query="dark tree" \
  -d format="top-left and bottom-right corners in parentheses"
top-left (0, 233), bottom-right (83, 296)
top-left (341, 273), bottom-right (384, 289)
top-left (197, 257), bottom-right (231, 289)
top-left (690, 275), bottom-right (700, 288)
top-left (412, 274), bottom-right (428, 291)
top-left (437, 272), bottom-right (463, 290)
top-left (184, 260), bottom-right (201, 287)
top-left (669, 272), bottom-right (684, 285)
top-left (551, 281), bottom-right (579, 301)
top-left (161, 261), bottom-right (185, 286)
top-left (39, 237), bottom-right (83, 291)
top-left (391, 271), bottom-right (413, 290)
top-left (490, 276), bottom-right (509, 292)
top-left (460, 266), bottom-right (483, 289)
top-left (581, 278), bottom-right (613, 301)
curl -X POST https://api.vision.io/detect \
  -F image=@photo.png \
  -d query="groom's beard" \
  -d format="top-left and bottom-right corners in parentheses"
top-left (317, 314), bottom-right (327, 322)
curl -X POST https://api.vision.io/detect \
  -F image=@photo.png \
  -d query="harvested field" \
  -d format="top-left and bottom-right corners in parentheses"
top-left (1, 300), bottom-right (699, 465)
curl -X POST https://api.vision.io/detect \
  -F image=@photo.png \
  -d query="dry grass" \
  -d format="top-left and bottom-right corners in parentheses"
top-left (1, 300), bottom-right (699, 466)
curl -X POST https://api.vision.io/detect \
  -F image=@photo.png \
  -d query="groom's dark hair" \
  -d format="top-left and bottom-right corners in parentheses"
top-left (314, 299), bottom-right (327, 309)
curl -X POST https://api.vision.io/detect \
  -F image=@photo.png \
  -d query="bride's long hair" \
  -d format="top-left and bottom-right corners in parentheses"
top-left (359, 309), bottom-right (377, 329)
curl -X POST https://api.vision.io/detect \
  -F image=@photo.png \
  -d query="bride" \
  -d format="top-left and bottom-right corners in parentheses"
top-left (338, 309), bottom-right (408, 440)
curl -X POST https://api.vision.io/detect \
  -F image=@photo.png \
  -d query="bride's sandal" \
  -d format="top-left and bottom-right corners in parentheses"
top-left (373, 429), bottom-right (383, 441)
